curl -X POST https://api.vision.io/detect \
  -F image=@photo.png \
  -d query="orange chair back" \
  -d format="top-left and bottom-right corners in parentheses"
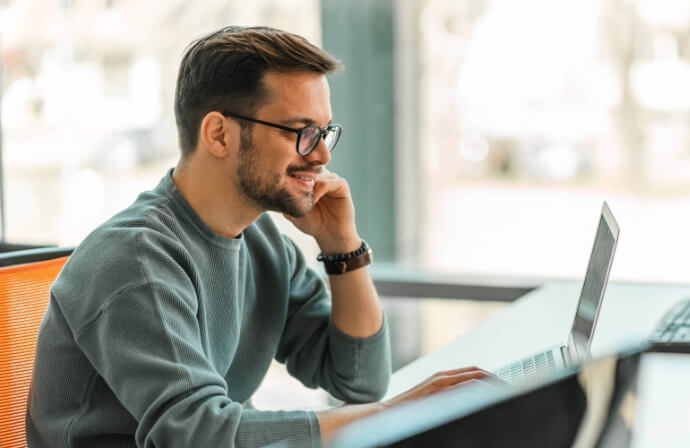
top-left (0, 256), bottom-right (69, 448)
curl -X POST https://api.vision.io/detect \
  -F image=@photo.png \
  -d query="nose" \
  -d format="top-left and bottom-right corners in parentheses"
top-left (302, 135), bottom-right (331, 166)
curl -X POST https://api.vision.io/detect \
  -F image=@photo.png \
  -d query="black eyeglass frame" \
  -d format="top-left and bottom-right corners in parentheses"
top-left (221, 110), bottom-right (342, 156)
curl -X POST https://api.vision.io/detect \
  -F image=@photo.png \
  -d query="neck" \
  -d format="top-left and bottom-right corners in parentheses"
top-left (172, 154), bottom-right (261, 239)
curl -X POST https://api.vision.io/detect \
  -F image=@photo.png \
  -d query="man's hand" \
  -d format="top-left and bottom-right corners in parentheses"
top-left (382, 366), bottom-right (502, 409)
top-left (318, 366), bottom-right (503, 444)
top-left (285, 169), bottom-right (360, 253)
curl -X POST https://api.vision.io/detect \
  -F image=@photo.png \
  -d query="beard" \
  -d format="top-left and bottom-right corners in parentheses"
top-left (236, 127), bottom-right (316, 218)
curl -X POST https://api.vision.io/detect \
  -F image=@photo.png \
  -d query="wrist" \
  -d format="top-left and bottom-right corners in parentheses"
top-left (317, 402), bottom-right (388, 443)
top-left (317, 239), bottom-right (372, 276)
top-left (379, 399), bottom-right (393, 411)
top-left (316, 235), bottom-right (362, 254)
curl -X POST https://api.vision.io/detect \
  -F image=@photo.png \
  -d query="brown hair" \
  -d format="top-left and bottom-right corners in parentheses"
top-left (174, 26), bottom-right (342, 157)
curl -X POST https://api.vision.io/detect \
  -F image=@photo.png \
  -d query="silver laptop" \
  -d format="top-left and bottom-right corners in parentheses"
top-left (496, 201), bottom-right (620, 384)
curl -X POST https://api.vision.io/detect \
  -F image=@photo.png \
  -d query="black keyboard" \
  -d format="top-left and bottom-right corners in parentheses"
top-left (648, 297), bottom-right (690, 353)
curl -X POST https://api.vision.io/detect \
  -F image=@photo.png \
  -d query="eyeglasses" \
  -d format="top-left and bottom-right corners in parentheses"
top-left (221, 111), bottom-right (343, 157)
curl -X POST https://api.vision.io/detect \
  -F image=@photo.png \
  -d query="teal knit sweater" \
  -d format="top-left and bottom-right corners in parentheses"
top-left (26, 170), bottom-right (391, 448)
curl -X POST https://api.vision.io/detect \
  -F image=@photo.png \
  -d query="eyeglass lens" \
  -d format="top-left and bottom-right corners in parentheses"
top-left (297, 125), bottom-right (341, 156)
top-left (323, 126), bottom-right (340, 151)
top-left (298, 126), bottom-right (321, 155)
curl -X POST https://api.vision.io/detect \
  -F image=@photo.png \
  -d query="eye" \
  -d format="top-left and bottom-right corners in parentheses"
top-left (297, 125), bottom-right (321, 154)
top-left (301, 125), bottom-right (320, 140)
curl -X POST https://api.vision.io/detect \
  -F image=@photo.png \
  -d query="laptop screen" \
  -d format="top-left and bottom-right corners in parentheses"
top-left (570, 202), bottom-right (620, 359)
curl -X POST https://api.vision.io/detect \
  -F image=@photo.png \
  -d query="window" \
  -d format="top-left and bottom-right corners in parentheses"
top-left (0, 0), bottom-right (321, 246)
top-left (417, 0), bottom-right (690, 284)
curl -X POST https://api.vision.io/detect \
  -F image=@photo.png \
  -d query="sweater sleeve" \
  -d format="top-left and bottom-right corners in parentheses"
top-left (275, 237), bottom-right (391, 403)
top-left (72, 279), bottom-right (321, 448)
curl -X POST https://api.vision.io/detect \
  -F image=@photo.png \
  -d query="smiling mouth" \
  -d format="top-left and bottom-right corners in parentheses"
top-left (289, 173), bottom-right (316, 189)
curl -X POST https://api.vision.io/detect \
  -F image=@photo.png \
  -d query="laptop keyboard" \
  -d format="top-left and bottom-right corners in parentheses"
top-left (649, 297), bottom-right (690, 353)
top-left (496, 350), bottom-right (557, 385)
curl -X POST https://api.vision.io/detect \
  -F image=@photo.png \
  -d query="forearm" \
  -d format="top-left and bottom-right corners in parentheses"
top-left (316, 232), bottom-right (383, 338)
top-left (328, 265), bottom-right (383, 338)
top-left (317, 402), bottom-right (387, 445)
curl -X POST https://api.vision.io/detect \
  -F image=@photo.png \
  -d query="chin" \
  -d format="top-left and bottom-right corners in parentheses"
top-left (281, 196), bottom-right (314, 218)
top-left (283, 203), bottom-right (313, 218)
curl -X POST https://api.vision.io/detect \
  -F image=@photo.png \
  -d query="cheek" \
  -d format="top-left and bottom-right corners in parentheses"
top-left (248, 132), bottom-right (300, 177)
top-left (261, 131), bottom-right (299, 160)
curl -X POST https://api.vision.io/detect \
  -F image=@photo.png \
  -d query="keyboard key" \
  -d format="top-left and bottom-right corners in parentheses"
top-left (496, 351), bottom-right (559, 385)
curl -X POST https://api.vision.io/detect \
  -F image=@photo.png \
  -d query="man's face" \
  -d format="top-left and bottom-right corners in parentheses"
top-left (234, 71), bottom-right (332, 217)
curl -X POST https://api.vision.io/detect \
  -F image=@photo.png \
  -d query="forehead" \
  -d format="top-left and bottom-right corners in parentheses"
top-left (258, 71), bottom-right (332, 121)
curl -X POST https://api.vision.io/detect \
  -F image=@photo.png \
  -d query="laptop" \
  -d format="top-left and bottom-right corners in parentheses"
top-left (495, 201), bottom-right (620, 384)
top-left (329, 344), bottom-right (646, 448)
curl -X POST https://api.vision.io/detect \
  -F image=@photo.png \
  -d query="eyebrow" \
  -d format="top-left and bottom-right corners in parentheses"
top-left (281, 117), bottom-right (334, 127)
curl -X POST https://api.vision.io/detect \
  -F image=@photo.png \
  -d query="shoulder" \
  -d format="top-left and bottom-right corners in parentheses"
top-left (53, 194), bottom-right (193, 329)
top-left (72, 190), bottom-right (185, 267)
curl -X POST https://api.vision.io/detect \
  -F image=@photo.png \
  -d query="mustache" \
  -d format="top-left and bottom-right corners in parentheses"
top-left (286, 164), bottom-right (323, 176)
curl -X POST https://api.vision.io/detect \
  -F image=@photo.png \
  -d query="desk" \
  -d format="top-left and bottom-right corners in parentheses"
top-left (385, 280), bottom-right (690, 399)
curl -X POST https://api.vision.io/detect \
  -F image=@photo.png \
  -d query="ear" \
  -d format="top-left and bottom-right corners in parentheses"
top-left (199, 111), bottom-right (239, 158)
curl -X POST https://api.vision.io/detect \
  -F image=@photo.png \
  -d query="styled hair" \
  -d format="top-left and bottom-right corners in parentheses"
top-left (174, 26), bottom-right (342, 157)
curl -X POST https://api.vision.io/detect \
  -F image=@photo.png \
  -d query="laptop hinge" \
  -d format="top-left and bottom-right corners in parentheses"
top-left (561, 345), bottom-right (573, 366)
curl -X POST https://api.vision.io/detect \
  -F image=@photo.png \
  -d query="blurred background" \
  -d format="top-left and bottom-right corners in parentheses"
top-left (2, 0), bottom-right (689, 409)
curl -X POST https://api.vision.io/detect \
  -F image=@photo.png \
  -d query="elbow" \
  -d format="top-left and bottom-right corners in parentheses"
top-left (365, 359), bottom-right (392, 402)
top-left (333, 357), bottom-right (392, 404)
top-left (360, 369), bottom-right (390, 402)
top-left (325, 318), bottom-right (393, 403)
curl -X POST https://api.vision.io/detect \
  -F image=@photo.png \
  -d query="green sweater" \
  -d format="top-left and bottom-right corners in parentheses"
top-left (26, 170), bottom-right (391, 448)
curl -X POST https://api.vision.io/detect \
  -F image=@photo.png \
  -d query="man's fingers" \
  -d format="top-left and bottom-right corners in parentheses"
top-left (312, 180), bottom-right (329, 203)
top-left (438, 366), bottom-right (503, 382)
top-left (433, 366), bottom-right (484, 377)
top-left (313, 175), bottom-right (350, 203)
top-left (419, 370), bottom-right (489, 396)
top-left (439, 370), bottom-right (489, 386)
top-left (387, 366), bottom-right (503, 407)
top-left (451, 378), bottom-right (507, 392)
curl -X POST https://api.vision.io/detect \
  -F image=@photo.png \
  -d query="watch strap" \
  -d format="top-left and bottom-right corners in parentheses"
top-left (322, 248), bottom-right (373, 275)
top-left (318, 240), bottom-right (373, 275)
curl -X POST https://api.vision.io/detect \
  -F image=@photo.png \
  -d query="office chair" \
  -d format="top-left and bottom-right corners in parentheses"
top-left (0, 247), bottom-right (73, 448)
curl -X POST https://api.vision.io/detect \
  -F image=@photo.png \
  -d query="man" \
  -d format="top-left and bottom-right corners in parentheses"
top-left (27, 26), bottom-right (491, 447)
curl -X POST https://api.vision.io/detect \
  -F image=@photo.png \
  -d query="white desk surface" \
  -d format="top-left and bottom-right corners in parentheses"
top-left (385, 280), bottom-right (690, 399)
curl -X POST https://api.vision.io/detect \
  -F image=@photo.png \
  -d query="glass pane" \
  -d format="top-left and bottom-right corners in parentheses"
top-left (417, 0), bottom-right (690, 283)
top-left (0, 0), bottom-right (321, 246)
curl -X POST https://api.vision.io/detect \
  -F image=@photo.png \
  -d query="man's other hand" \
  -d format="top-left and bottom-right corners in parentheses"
top-left (383, 366), bottom-right (503, 409)
top-left (317, 366), bottom-right (504, 443)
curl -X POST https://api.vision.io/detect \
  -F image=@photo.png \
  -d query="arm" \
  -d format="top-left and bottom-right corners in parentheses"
top-left (286, 171), bottom-right (501, 443)
top-left (55, 232), bottom-right (323, 448)
top-left (326, 251), bottom-right (383, 338)
top-left (316, 367), bottom-right (498, 444)
top-left (285, 169), bottom-right (383, 338)
top-left (276, 236), bottom-right (390, 403)
top-left (279, 169), bottom-right (390, 402)
top-left (73, 280), bottom-right (321, 448)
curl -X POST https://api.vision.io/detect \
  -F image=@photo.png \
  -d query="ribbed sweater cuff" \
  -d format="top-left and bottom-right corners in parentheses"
top-left (236, 409), bottom-right (322, 448)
